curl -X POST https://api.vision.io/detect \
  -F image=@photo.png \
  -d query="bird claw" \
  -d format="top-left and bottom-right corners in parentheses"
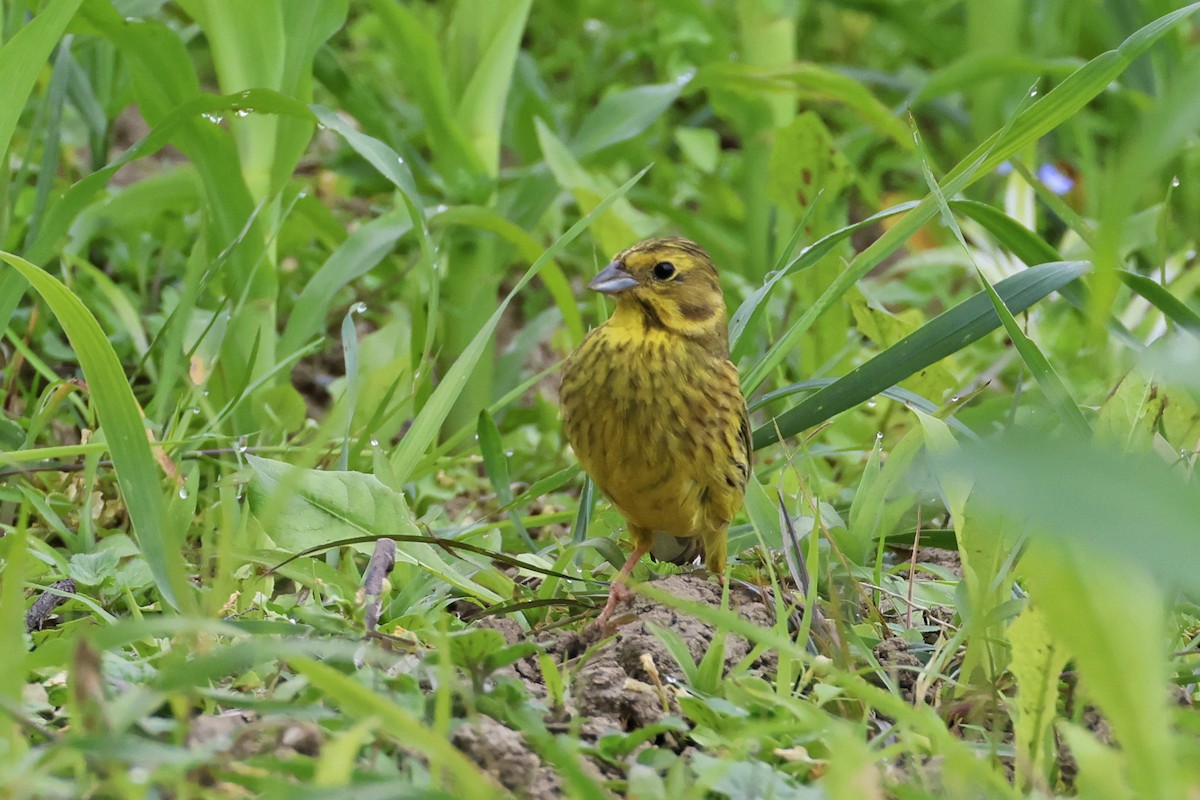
top-left (593, 582), bottom-right (636, 630)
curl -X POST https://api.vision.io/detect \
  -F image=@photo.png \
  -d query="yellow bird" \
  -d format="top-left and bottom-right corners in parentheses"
top-left (560, 238), bottom-right (751, 625)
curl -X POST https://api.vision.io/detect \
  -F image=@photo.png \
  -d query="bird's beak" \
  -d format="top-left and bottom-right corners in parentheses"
top-left (588, 260), bottom-right (638, 294)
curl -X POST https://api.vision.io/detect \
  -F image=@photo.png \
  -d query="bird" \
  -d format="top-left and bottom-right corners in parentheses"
top-left (560, 237), bottom-right (751, 627)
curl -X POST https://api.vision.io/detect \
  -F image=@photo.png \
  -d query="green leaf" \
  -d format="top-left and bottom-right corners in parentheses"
top-left (1118, 270), bottom-right (1200, 340)
top-left (290, 657), bottom-right (496, 800)
top-left (0, 0), bottom-right (83, 162)
top-left (1008, 604), bottom-right (1070, 790)
top-left (572, 79), bottom-right (685, 156)
top-left (753, 261), bottom-right (1090, 448)
top-left (948, 431), bottom-right (1200, 587)
top-left (280, 208), bottom-right (411, 359)
top-left (0, 252), bottom-right (190, 611)
top-left (67, 550), bottom-right (119, 587)
top-left (914, 118), bottom-right (1090, 436)
top-left (450, 0), bottom-right (532, 176)
top-left (693, 61), bottom-right (910, 147)
top-left (246, 455), bottom-right (501, 602)
top-left (738, 3), bottom-right (1200, 390)
top-left (535, 119), bottom-right (655, 255)
top-left (446, 628), bottom-right (507, 672)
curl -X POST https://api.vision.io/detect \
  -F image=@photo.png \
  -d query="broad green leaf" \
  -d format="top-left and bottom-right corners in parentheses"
top-left (1095, 371), bottom-right (1166, 452)
top-left (0, 252), bottom-right (190, 611)
top-left (920, 413), bottom-right (1014, 689)
top-left (246, 455), bottom-right (500, 602)
top-left (1021, 544), bottom-right (1179, 799)
top-left (535, 119), bottom-right (655, 255)
top-left (753, 261), bottom-right (1089, 448)
top-left (572, 79), bottom-right (685, 157)
top-left (1008, 604), bottom-right (1070, 790)
top-left (948, 431), bottom-right (1200, 586)
top-left (450, 0), bottom-right (531, 176)
top-left (766, 112), bottom-right (851, 218)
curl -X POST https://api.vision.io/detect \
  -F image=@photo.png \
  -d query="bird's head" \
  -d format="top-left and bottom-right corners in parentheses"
top-left (588, 238), bottom-right (728, 343)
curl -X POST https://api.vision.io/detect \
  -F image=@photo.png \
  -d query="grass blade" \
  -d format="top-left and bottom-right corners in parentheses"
top-left (0, 251), bottom-right (192, 611)
top-left (753, 261), bottom-right (1089, 448)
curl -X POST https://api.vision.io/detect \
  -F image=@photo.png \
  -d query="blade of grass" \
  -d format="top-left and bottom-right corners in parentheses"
top-left (753, 261), bottom-right (1089, 447)
top-left (0, 251), bottom-right (192, 611)
top-left (913, 113), bottom-right (1091, 436)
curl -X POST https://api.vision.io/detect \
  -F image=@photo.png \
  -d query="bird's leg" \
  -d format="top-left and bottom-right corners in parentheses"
top-left (594, 544), bottom-right (649, 628)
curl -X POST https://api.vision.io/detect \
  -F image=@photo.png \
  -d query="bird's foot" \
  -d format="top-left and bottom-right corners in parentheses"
top-left (593, 581), bottom-right (635, 630)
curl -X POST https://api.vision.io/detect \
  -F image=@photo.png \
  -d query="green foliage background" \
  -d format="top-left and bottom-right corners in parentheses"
top-left (2, 1), bottom-right (1200, 797)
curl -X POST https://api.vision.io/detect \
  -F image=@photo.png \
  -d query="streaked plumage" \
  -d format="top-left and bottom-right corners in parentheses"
top-left (560, 238), bottom-right (751, 624)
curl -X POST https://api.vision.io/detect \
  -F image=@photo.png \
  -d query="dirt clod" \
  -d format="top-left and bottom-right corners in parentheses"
top-left (452, 715), bottom-right (562, 798)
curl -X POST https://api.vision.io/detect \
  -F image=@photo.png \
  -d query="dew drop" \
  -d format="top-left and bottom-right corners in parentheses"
top-left (351, 301), bottom-right (368, 314)
top-left (1029, 88), bottom-right (1038, 97)
top-left (202, 390), bottom-right (210, 397)
top-left (178, 487), bottom-right (190, 499)
top-left (1172, 175), bottom-right (1181, 188)
top-left (504, 449), bottom-right (514, 457)
top-left (950, 396), bottom-right (960, 403)
top-left (234, 436), bottom-right (249, 455)
top-left (875, 432), bottom-right (884, 441)
top-left (190, 407), bottom-right (201, 415)
top-left (235, 108), bottom-right (252, 117)
top-left (370, 438), bottom-right (380, 447)
top-left (866, 400), bottom-right (877, 409)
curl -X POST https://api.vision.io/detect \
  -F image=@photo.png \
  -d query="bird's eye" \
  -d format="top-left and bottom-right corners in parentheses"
top-left (652, 261), bottom-right (676, 280)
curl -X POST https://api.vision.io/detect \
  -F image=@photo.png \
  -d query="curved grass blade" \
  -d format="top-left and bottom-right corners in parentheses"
top-left (728, 200), bottom-right (920, 353)
top-left (1118, 270), bottom-right (1200, 340)
top-left (0, 252), bottom-right (192, 611)
top-left (914, 115), bottom-right (1090, 436)
top-left (266, 533), bottom-right (604, 585)
top-left (754, 261), bottom-right (1090, 448)
top-left (751, 378), bottom-right (977, 438)
top-left (465, 596), bottom-right (598, 620)
top-left (279, 208), bottom-right (413, 357)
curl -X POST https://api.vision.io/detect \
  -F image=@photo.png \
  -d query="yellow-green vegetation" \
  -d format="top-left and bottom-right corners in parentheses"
top-left (2, 1), bottom-right (1200, 798)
